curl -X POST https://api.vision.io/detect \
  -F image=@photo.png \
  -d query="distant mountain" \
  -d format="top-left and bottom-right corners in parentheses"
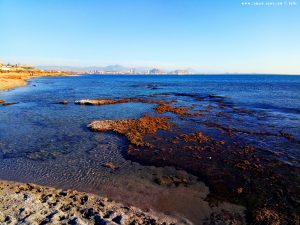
top-left (102, 64), bottom-right (128, 72)
top-left (38, 65), bottom-right (130, 72)
top-left (37, 65), bottom-right (195, 74)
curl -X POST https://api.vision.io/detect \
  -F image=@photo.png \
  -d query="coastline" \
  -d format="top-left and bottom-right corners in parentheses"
top-left (0, 179), bottom-right (188, 225)
top-left (0, 75), bottom-right (298, 224)
top-left (0, 71), bottom-right (76, 91)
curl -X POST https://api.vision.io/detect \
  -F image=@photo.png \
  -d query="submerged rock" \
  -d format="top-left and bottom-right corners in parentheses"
top-left (154, 176), bottom-right (189, 187)
top-left (103, 162), bottom-right (118, 170)
top-left (55, 100), bottom-right (69, 105)
top-left (206, 210), bottom-right (244, 225)
top-left (279, 131), bottom-right (296, 141)
top-left (154, 104), bottom-right (203, 116)
top-left (255, 208), bottom-right (281, 225)
top-left (75, 99), bottom-right (124, 105)
top-left (88, 115), bottom-right (172, 147)
top-left (84, 93), bottom-right (299, 224)
top-left (2, 102), bottom-right (17, 106)
top-left (75, 98), bottom-right (176, 106)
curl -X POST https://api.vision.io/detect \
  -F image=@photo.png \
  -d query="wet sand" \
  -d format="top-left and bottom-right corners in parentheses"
top-left (0, 180), bottom-right (190, 225)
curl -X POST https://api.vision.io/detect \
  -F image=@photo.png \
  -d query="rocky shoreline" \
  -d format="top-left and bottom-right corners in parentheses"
top-left (1, 88), bottom-right (298, 224)
top-left (0, 180), bottom-right (190, 225)
top-left (75, 96), bottom-right (299, 224)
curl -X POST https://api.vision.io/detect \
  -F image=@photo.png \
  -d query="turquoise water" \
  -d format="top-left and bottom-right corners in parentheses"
top-left (0, 75), bottom-right (299, 223)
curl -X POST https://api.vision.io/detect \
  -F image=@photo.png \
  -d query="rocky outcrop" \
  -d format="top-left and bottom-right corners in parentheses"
top-left (2, 102), bottom-right (17, 106)
top-left (88, 115), bottom-right (172, 147)
top-left (154, 104), bottom-right (204, 116)
top-left (75, 98), bottom-right (174, 106)
top-left (55, 100), bottom-right (69, 105)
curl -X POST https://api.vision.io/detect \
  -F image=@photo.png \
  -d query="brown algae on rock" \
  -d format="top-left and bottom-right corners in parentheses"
top-left (75, 98), bottom-right (174, 106)
top-left (88, 115), bottom-right (172, 147)
top-left (84, 94), bottom-right (299, 224)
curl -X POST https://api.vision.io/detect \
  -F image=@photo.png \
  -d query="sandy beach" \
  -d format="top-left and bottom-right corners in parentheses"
top-left (0, 71), bottom-right (75, 91)
top-left (0, 180), bottom-right (190, 225)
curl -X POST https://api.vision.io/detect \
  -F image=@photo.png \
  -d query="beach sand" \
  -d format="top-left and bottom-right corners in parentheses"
top-left (0, 71), bottom-right (75, 91)
top-left (0, 180), bottom-right (189, 225)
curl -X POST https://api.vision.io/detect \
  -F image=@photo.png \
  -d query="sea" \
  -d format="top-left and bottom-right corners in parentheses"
top-left (0, 75), bottom-right (299, 223)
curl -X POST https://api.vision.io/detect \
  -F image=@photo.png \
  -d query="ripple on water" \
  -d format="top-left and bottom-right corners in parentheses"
top-left (1, 75), bottom-right (300, 223)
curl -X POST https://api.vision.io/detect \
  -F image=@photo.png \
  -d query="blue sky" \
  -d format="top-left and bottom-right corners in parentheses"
top-left (0, 0), bottom-right (299, 74)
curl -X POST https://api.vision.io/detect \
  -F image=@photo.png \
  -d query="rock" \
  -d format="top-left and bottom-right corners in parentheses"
top-left (180, 132), bottom-right (211, 143)
top-left (103, 162), bottom-right (117, 170)
top-left (207, 210), bottom-right (244, 225)
top-left (255, 208), bottom-right (281, 225)
top-left (55, 100), bottom-right (69, 105)
top-left (75, 99), bottom-right (123, 105)
top-left (154, 104), bottom-right (204, 116)
top-left (88, 115), bottom-right (172, 147)
top-left (2, 102), bottom-right (17, 106)
top-left (74, 98), bottom-right (170, 106)
top-left (154, 176), bottom-right (189, 187)
top-left (279, 131), bottom-right (296, 141)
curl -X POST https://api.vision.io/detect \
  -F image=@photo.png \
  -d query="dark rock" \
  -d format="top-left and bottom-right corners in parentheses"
top-left (2, 102), bottom-right (17, 106)
top-left (55, 100), bottom-right (69, 105)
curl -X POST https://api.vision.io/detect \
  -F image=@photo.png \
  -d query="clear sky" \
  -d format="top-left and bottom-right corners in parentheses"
top-left (0, 0), bottom-right (299, 74)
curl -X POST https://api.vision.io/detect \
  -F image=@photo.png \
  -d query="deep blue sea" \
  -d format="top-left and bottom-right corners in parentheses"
top-left (0, 75), bottom-right (299, 223)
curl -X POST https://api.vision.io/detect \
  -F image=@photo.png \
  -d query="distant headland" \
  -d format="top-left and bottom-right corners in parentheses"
top-left (0, 63), bottom-right (75, 90)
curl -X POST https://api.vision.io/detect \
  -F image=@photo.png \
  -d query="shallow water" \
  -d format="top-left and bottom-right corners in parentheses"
top-left (0, 75), bottom-right (300, 223)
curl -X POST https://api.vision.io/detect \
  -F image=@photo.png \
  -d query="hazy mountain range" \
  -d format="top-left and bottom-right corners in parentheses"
top-left (38, 64), bottom-right (128, 72)
top-left (38, 64), bottom-right (194, 73)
